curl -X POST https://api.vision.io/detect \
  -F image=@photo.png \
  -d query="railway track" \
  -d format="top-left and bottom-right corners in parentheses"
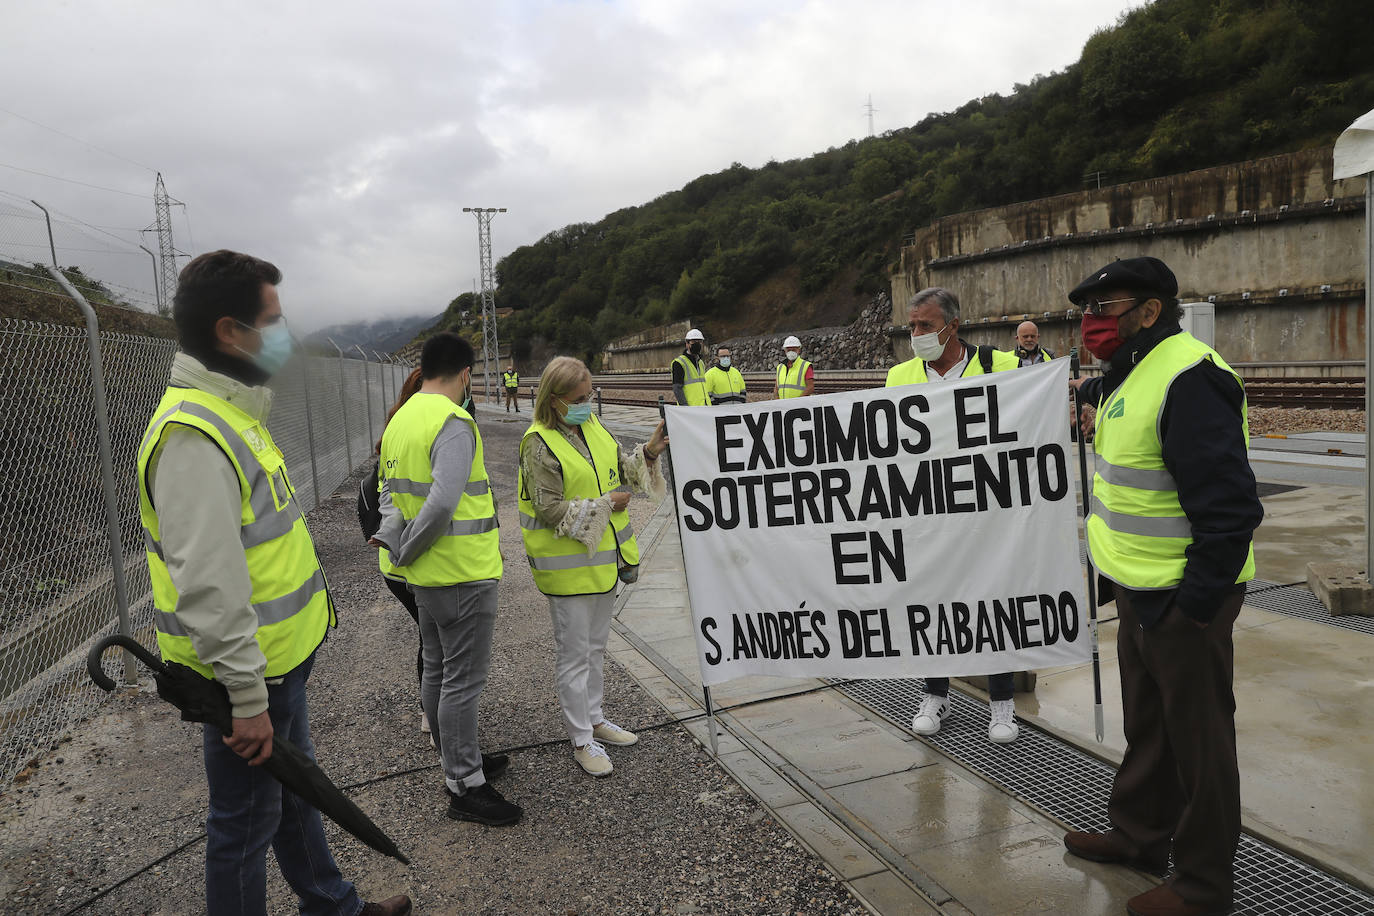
top-left (584, 373), bottom-right (1367, 411)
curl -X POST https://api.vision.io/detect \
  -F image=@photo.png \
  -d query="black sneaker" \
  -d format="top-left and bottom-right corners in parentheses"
top-left (447, 783), bottom-right (522, 826)
top-left (482, 752), bottom-right (509, 780)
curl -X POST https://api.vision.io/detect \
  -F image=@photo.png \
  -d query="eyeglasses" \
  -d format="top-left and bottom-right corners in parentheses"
top-left (1082, 296), bottom-right (1139, 316)
top-left (559, 391), bottom-right (593, 406)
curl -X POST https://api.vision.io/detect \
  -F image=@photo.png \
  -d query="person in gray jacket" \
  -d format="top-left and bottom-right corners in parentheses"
top-left (141, 249), bottom-right (409, 916)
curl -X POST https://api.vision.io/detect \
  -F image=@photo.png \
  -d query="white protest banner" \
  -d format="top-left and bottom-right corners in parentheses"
top-left (664, 358), bottom-right (1088, 687)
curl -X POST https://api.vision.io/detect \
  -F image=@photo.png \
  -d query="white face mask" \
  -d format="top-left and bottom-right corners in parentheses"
top-left (911, 324), bottom-right (949, 361)
top-left (785, 350), bottom-right (799, 362)
top-left (719, 357), bottom-right (731, 368)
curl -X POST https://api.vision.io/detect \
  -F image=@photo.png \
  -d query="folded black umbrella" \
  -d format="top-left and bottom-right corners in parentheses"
top-left (88, 634), bottom-right (409, 865)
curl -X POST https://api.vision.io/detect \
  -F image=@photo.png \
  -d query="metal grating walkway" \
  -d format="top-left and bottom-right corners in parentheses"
top-left (836, 678), bottom-right (1374, 916)
top-left (1245, 579), bottom-right (1374, 637)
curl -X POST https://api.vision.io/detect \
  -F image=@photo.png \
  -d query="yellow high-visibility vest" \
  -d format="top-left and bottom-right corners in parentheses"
top-left (705, 365), bottom-right (746, 405)
top-left (503, 370), bottom-right (519, 389)
top-left (136, 388), bottom-right (334, 679)
top-left (379, 392), bottom-right (501, 586)
top-left (1088, 332), bottom-right (1255, 590)
top-left (517, 416), bottom-right (640, 596)
top-left (674, 354), bottom-right (708, 406)
top-left (885, 345), bottom-right (1019, 385)
top-left (776, 358), bottom-right (812, 399)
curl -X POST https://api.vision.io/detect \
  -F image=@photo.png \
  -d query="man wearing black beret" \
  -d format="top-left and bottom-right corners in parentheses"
top-left (1061, 257), bottom-right (1262, 916)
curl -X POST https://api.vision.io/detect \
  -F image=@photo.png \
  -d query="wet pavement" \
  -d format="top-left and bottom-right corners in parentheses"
top-left (598, 404), bottom-right (1374, 914)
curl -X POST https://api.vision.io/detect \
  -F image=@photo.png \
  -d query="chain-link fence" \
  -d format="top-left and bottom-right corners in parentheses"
top-left (0, 311), bottom-right (411, 787)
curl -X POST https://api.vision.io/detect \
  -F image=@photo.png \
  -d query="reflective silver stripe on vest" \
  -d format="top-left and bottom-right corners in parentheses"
top-left (1095, 460), bottom-right (1175, 491)
top-left (242, 498), bottom-right (302, 549)
top-left (528, 548), bottom-right (619, 571)
top-left (520, 512), bottom-right (550, 531)
top-left (391, 478), bottom-right (490, 498)
top-left (778, 384), bottom-right (806, 391)
top-left (1090, 495), bottom-right (1192, 538)
top-left (143, 529), bottom-right (164, 560)
top-left (154, 568), bottom-right (327, 637)
top-left (616, 523), bottom-right (634, 545)
top-left (682, 378), bottom-right (705, 387)
top-left (446, 516), bottom-right (499, 536)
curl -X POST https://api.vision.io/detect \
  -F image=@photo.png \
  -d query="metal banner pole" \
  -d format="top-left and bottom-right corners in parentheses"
top-left (1070, 348), bottom-right (1105, 743)
top-left (657, 395), bottom-right (717, 756)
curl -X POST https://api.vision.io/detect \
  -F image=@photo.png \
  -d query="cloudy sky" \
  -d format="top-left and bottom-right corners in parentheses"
top-left (0, 0), bottom-right (1139, 333)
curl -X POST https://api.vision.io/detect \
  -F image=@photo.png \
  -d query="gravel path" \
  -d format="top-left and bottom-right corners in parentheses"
top-left (0, 408), bottom-right (866, 916)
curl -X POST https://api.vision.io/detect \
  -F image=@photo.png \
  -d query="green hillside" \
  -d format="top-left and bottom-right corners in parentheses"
top-left (444, 0), bottom-right (1374, 364)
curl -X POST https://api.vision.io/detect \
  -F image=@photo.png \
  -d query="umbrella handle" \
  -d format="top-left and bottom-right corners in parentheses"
top-left (87, 634), bottom-right (165, 692)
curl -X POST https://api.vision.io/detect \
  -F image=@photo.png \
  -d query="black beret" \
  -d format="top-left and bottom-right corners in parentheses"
top-left (1068, 257), bottom-right (1178, 306)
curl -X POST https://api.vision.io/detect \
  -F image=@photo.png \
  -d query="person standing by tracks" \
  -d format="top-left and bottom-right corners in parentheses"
top-left (1062, 257), bottom-right (1262, 916)
top-left (773, 334), bottom-right (813, 399)
top-left (704, 345), bottom-right (747, 406)
top-left (503, 364), bottom-right (521, 413)
top-left (517, 356), bottom-right (668, 777)
top-left (672, 328), bottom-right (709, 407)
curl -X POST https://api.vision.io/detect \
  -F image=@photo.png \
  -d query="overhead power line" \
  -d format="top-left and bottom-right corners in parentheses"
top-left (0, 105), bottom-right (158, 173)
top-left (0, 162), bottom-right (147, 199)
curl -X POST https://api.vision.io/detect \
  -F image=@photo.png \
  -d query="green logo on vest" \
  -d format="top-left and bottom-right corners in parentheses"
top-left (1106, 399), bottom-right (1125, 420)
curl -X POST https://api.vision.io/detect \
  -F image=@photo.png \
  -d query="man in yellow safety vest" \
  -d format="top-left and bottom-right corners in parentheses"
top-left (773, 334), bottom-right (813, 399)
top-left (503, 364), bottom-right (521, 413)
top-left (885, 286), bottom-right (1022, 745)
top-left (704, 345), bottom-right (747, 405)
top-left (672, 328), bottom-right (708, 406)
top-left (1061, 257), bottom-right (1261, 916)
top-left (136, 250), bottom-right (409, 916)
top-left (1014, 320), bottom-right (1056, 365)
top-left (373, 332), bottom-right (521, 827)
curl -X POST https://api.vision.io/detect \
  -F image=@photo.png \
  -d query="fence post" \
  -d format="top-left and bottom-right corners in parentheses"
top-left (597, 386), bottom-right (603, 417)
top-left (326, 338), bottom-right (353, 472)
top-left (354, 345), bottom-right (374, 452)
top-left (374, 351), bottom-right (391, 413)
top-left (291, 337), bottom-right (324, 510)
top-left (41, 262), bottom-right (137, 685)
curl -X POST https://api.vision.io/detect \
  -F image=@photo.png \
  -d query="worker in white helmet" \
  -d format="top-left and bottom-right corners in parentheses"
top-left (772, 334), bottom-right (813, 399)
top-left (672, 328), bottom-right (708, 407)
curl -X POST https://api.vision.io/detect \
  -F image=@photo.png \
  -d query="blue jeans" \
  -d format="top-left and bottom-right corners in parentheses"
top-left (202, 652), bottom-right (361, 916)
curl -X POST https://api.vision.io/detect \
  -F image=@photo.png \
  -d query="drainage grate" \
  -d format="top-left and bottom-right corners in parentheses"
top-left (836, 678), bottom-right (1374, 916)
top-left (1245, 579), bottom-right (1374, 637)
top-left (1255, 482), bottom-right (1304, 498)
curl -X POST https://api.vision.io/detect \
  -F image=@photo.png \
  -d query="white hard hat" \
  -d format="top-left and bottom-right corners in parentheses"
top-left (783, 335), bottom-right (801, 350)
top-left (686, 328), bottom-right (705, 341)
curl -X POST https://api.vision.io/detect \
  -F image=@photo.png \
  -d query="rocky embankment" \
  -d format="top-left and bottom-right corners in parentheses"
top-left (717, 291), bottom-right (897, 372)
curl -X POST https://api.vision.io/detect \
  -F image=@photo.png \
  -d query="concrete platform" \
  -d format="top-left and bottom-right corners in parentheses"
top-left (600, 404), bottom-right (1374, 913)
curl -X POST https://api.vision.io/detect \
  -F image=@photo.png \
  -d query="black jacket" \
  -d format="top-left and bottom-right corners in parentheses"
top-left (1080, 322), bottom-right (1263, 628)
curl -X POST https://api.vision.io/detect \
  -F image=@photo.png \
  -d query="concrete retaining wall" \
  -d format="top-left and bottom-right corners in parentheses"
top-left (891, 148), bottom-right (1368, 366)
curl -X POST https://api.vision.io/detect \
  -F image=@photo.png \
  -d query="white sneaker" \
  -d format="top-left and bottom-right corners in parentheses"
top-left (419, 710), bottom-right (431, 734)
top-left (573, 740), bottom-right (613, 777)
top-left (911, 695), bottom-right (950, 735)
top-left (592, 718), bottom-right (638, 746)
top-left (988, 699), bottom-right (1019, 744)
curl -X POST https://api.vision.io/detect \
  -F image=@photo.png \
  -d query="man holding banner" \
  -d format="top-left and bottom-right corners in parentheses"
top-left (1061, 258), bottom-right (1261, 916)
top-left (887, 287), bottom-right (1024, 744)
top-left (666, 320), bottom-right (1089, 750)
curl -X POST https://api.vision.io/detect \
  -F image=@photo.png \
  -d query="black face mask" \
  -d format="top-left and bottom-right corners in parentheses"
top-left (689, 342), bottom-right (701, 355)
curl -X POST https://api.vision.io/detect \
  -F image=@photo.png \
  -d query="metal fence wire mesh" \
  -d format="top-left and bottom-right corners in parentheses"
top-left (0, 318), bottom-right (409, 787)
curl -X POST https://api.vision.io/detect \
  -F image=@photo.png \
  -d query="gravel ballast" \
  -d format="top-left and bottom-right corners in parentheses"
top-left (0, 407), bottom-right (867, 916)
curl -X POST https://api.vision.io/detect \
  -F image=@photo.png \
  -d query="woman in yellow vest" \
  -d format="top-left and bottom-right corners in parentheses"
top-left (518, 356), bottom-right (668, 776)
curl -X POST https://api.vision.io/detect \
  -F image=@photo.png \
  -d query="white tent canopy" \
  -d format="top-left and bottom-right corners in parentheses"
top-left (1334, 108), bottom-right (1374, 180)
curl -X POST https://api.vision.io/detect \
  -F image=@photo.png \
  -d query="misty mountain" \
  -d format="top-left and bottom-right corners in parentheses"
top-left (304, 312), bottom-right (441, 354)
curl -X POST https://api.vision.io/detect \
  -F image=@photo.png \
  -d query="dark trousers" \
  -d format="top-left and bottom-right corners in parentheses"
top-left (1108, 583), bottom-right (1244, 909)
top-left (202, 653), bottom-right (360, 916)
top-left (924, 672), bottom-right (1014, 702)
top-left (504, 388), bottom-right (520, 410)
top-left (384, 575), bottom-right (423, 685)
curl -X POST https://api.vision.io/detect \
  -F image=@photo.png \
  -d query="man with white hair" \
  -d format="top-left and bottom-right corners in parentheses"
top-left (672, 328), bottom-right (708, 406)
top-left (886, 286), bottom-right (1021, 744)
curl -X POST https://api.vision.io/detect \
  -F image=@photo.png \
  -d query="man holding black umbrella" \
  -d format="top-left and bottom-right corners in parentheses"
top-left (136, 250), bottom-right (410, 916)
